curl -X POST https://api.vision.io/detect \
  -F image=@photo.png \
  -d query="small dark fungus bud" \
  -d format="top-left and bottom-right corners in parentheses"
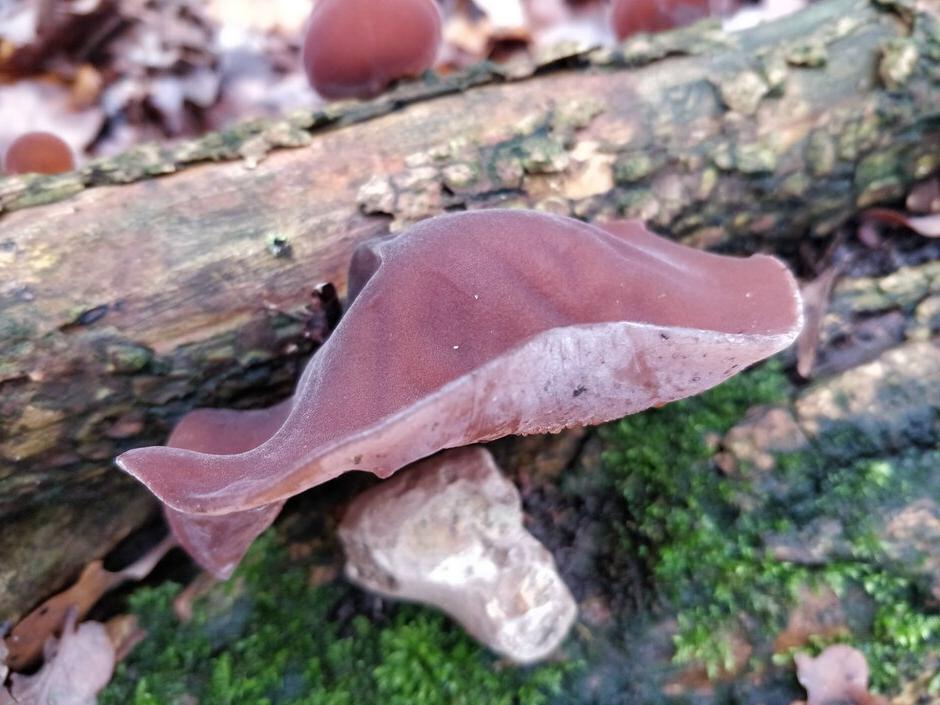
top-left (302, 0), bottom-right (442, 100)
top-left (3, 132), bottom-right (75, 175)
top-left (610, 0), bottom-right (737, 39)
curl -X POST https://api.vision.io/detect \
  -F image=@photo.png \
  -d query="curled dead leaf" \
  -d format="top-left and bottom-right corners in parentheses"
top-left (796, 265), bottom-right (841, 379)
top-left (172, 572), bottom-right (218, 623)
top-left (906, 178), bottom-right (940, 214)
top-left (470, 0), bottom-right (529, 33)
top-left (5, 535), bottom-right (175, 670)
top-left (862, 208), bottom-right (940, 238)
top-left (795, 645), bottom-right (886, 705)
top-left (10, 611), bottom-right (115, 705)
top-left (857, 219), bottom-right (883, 249)
top-left (0, 630), bottom-right (8, 683)
top-left (205, 0), bottom-right (310, 34)
top-left (104, 614), bottom-right (146, 663)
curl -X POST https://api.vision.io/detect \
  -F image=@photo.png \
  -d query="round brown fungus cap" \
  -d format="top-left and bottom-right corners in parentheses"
top-left (3, 132), bottom-right (75, 175)
top-left (302, 0), bottom-right (443, 100)
top-left (610, 0), bottom-right (738, 39)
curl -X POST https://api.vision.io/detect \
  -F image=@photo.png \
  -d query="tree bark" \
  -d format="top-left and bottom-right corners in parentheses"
top-left (0, 0), bottom-right (938, 616)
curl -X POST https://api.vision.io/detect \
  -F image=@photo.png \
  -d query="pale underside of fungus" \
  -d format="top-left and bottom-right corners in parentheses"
top-left (117, 210), bottom-right (804, 577)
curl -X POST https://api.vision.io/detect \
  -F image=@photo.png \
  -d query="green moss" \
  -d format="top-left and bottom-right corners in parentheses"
top-left (599, 364), bottom-right (940, 691)
top-left (600, 364), bottom-right (797, 674)
top-left (101, 534), bottom-right (572, 705)
top-left (778, 561), bottom-right (940, 690)
top-left (613, 153), bottom-right (659, 184)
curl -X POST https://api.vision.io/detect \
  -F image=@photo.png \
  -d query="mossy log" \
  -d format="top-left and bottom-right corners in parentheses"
top-left (1, 0), bottom-right (939, 618)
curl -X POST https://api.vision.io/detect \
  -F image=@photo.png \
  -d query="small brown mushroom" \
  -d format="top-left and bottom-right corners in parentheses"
top-left (610, 0), bottom-right (738, 39)
top-left (2, 132), bottom-right (75, 175)
top-left (117, 210), bottom-right (803, 576)
top-left (302, 0), bottom-right (443, 100)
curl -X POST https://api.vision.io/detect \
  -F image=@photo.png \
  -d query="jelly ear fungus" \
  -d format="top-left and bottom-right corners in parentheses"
top-left (610, 0), bottom-right (739, 39)
top-left (302, 0), bottom-right (442, 100)
top-left (3, 132), bottom-right (75, 175)
top-left (117, 210), bottom-right (803, 577)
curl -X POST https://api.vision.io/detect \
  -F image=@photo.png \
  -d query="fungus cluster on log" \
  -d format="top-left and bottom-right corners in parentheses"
top-left (117, 209), bottom-right (804, 581)
top-left (300, 0), bottom-right (737, 101)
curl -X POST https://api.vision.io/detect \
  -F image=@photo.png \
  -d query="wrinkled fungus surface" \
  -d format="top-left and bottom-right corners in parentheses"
top-left (2, 132), bottom-right (75, 175)
top-left (117, 210), bottom-right (803, 577)
top-left (302, 0), bottom-right (442, 100)
top-left (610, 0), bottom-right (736, 38)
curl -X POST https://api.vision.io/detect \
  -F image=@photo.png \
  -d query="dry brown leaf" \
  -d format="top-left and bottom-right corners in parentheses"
top-left (0, 637), bottom-right (10, 705)
top-left (172, 571), bottom-right (218, 622)
top-left (5, 535), bottom-right (175, 670)
top-left (863, 208), bottom-right (940, 238)
top-left (308, 564), bottom-right (340, 587)
top-left (0, 80), bottom-right (103, 161)
top-left (443, 12), bottom-right (495, 58)
top-left (112, 0), bottom-right (215, 72)
top-left (795, 645), bottom-right (885, 705)
top-left (205, 0), bottom-right (310, 34)
top-left (440, 0), bottom-right (534, 68)
top-left (70, 63), bottom-right (105, 110)
top-left (472, 0), bottom-right (528, 30)
top-left (857, 219), bottom-right (884, 249)
top-left (906, 178), bottom-right (940, 214)
top-left (0, 632), bottom-right (8, 683)
top-left (0, 0), bottom-right (113, 75)
top-left (0, 1), bottom-right (40, 47)
top-left (91, 0), bottom-right (219, 137)
top-left (724, 0), bottom-right (809, 31)
top-left (10, 611), bottom-right (114, 705)
top-left (773, 586), bottom-right (848, 653)
top-left (526, 0), bottom-right (613, 50)
top-left (797, 265), bottom-right (841, 378)
top-left (206, 51), bottom-right (318, 130)
top-left (104, 614), bottom-right (146, 663)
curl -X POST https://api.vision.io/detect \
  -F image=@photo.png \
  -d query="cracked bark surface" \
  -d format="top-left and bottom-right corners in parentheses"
top-left (1, 0), bottom-right (939, 619)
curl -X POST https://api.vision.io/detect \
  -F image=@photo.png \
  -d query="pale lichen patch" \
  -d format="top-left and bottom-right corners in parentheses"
top-left (613, 152), bottom-right (659, 183)
top-left (785, 41), bottom-right (829, 67)
top-left (442, 163), bottom-right (480, 190)
top-left (358, 175), bottom-right (397, 215)
top-left (879, 39), bottom-right (919, 89)
top-left (562, 142), bottom-right (615, 200)
top-left (854, 148), bottom-right (905, 207)
top-left (805, 130), bottom-right (837, 177)
top-left (716, 70), bottom-right (770, 116)
top-left (760, 53), bottom-right (790, 92)
top-left (735, 141), bottom-right (778, 174)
